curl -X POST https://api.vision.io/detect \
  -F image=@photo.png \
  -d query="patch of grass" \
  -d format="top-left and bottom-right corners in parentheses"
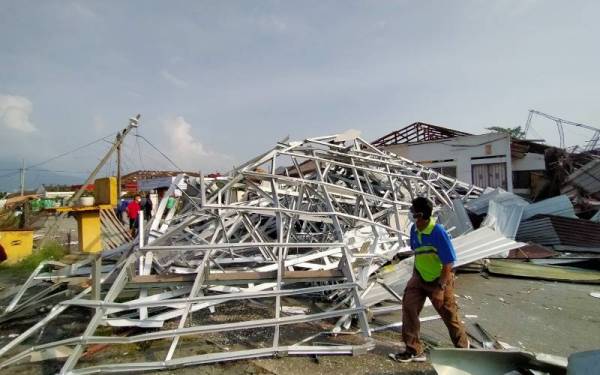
top-left (0, 241), bottom-right (66, 275)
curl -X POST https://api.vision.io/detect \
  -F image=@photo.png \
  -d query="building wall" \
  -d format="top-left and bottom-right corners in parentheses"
top-left (512, 152), bottom-right (546, 195)
top-left (382, 133), bottom-right (516, 190)
top-left (512, 152), bottom-right (545, 171)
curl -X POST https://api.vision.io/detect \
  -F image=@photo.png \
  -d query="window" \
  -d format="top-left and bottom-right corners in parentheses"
top-left (471, 163), bottom-right (507, 189)
top-left (512, 171), bottom-right (531, 189)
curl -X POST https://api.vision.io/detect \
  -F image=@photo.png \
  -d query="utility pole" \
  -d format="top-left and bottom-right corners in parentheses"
top-left (64, 114), bottom-right (140, 207)
top-left (116, 132), bottom-right (122, 200)
top-left (40, 114), bottom-right (141, 249)
top-left (19, 158), bottom-right (25, 196)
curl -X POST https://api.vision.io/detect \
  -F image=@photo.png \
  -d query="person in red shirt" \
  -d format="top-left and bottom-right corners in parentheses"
top-left (127, 194), bottom-right (142, 235)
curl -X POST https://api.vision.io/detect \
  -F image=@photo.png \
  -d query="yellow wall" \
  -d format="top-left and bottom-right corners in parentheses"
top-left (95, 177), bottom-right (117, 206)
top-left (76, 211), bottom-right (103, 253)
top-left (0, 230), bottom-right (34, 264)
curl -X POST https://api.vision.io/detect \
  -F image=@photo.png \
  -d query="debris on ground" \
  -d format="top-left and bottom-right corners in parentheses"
top-left (0, 134), bottom-right (489, 373)
top-left (0, 131), bottom-right (599, 374)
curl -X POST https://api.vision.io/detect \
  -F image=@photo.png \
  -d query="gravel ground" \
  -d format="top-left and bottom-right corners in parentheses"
top-left (1, 271), bottom-right (599, 374)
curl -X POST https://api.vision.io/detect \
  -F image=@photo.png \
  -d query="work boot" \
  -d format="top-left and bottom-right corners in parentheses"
top-left (388, 351), bottom-right (427, 363)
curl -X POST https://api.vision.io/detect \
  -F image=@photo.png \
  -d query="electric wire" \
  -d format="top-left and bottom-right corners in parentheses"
top-left (27, 132), bottom-right (116, 170)
top-left (135, 134), bottom-right (182, 171)
top-left (135, 128), bottom-right (146, 170)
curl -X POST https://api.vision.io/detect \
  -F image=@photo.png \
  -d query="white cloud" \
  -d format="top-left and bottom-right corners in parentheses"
top-left (0, 94), bottom-right (37, 132)
top-left (164, 116), bottom-right (233, 172)
top-left (161, 70), bottom-right (188, 88)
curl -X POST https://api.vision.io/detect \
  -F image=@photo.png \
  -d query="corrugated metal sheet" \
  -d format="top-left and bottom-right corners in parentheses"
top-left (481, 200), bottom-right (524, 239)
top-left (464, 188), bottom-right (528, 215)
top-left (553, 245), bottom-right (600, 254)
top-left (361, 257), bottom-right (413, 307)
top-left (561, 159), bottom-right (600, 195)
top-left (521, 195), bottom-right (576, 221)
top-left (437, 199), bottom-right (473, 237)
top-left (487, 259), bottom-right (600, 283)
top-left (515, 217), bottom-right (560, 245)
top-left (508, 244), bottom-right (558, 259)
top-left (517, 215), bottom-right (600, 247)
top-left (453, 227), bottom-right (524, 267)
top-left (466, 191), bottom-right (575, 222)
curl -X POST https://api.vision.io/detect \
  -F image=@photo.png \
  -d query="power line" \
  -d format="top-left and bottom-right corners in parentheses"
top-left (27, 132), bottom-right (116, 170)
top-left (144, 148), bottom-right (173, 170)
top-left (120, 137), bottom-right (140, 172)
top-left (120, 151), bottom-right (137, 174)
top-left (135, 134), bottom-right (182, 171)
top-left (2, 133), bottom-right (180, 183)
top-left (28, 168), bottom-right (90, 174)
top-left (135, 128), bottom-right (145, 170)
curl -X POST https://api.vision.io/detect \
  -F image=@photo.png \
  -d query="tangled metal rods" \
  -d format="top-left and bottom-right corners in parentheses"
top-left (0, 134), bottom-right (481, 374)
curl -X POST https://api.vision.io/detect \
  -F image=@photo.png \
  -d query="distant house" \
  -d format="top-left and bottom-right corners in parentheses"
top-left (372, 122), bottom-right (551, 196)
top-left (120, 170), bottom-right (201, 194)
top-left (36, 185), bottom-right (76, 199)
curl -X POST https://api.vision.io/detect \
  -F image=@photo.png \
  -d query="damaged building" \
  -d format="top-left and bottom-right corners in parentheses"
top-left (372, 122), bottom-right (550, 197)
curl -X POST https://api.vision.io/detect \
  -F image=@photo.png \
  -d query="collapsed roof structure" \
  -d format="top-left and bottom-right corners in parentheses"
top-left (1, 134), bottom-right (531, 374)
top-left (371, 122), bottom-right (472, 146)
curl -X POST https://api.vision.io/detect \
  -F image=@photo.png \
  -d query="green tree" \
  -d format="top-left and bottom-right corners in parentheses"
top-left (486, 126), bottom-right (526, 139)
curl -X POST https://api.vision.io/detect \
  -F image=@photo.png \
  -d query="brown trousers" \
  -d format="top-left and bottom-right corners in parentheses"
top-left (402, 273), bottom-right (468, 355)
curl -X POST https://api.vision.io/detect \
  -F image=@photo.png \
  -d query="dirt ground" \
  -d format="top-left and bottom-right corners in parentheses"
top-left (0, 272), bottom-right (599, 374)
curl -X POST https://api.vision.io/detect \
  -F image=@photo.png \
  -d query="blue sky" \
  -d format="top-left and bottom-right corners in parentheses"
top-left (1, 0), bottom-right (599, 190)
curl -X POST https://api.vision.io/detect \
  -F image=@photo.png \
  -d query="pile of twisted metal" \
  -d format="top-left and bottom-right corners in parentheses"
top-left (0, 134), bottom-right (526, 374)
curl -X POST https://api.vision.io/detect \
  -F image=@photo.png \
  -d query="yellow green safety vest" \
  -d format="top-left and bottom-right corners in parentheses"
top-left (413, 219), bottom-right (443, 282)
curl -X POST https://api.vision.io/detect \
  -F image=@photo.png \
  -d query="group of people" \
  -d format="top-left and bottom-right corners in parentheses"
top-left (117, 193), bottom-right (153, 236)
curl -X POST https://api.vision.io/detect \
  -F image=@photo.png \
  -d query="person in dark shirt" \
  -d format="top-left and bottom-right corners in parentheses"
top-left (143, 193), bottom-right (153, 221)
top-left (116, 199), bottom-right (129, 225)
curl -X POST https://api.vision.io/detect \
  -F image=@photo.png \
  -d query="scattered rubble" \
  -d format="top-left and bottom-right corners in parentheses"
top-left (0, 134), bottom-right (488, 373)
top-left (0, 132), bottom-right (598, 373)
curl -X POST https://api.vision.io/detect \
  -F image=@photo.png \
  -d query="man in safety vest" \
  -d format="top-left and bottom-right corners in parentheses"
top-left (390, 196), bottom-right (469, 362)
